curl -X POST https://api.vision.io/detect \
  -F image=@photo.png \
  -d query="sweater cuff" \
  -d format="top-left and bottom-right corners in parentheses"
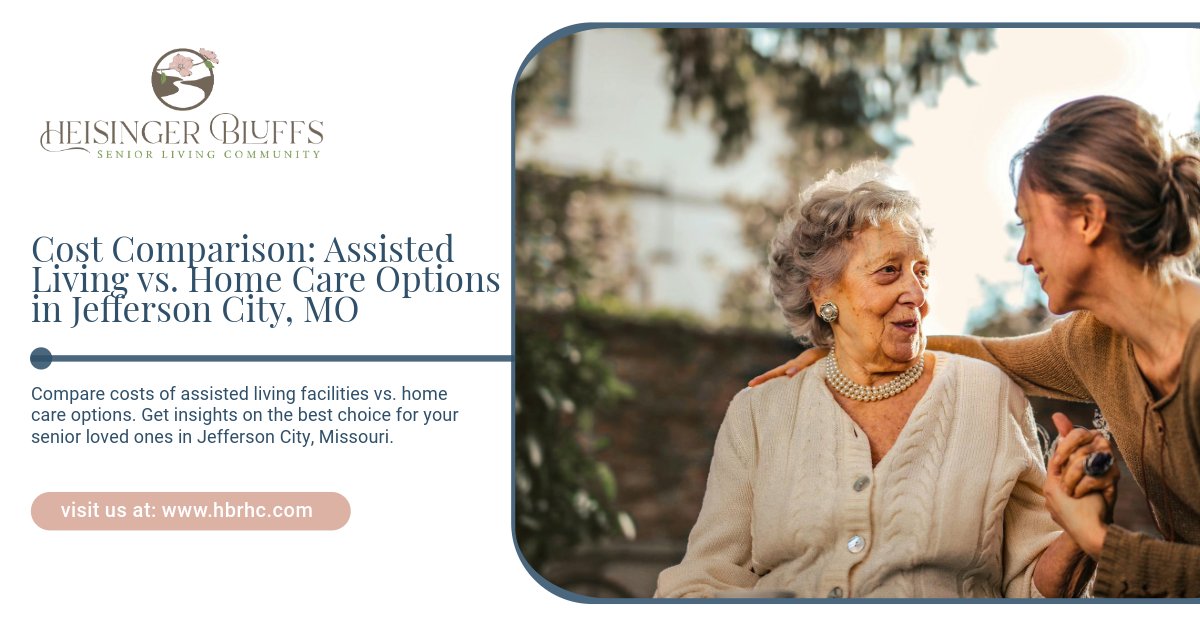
top-left (1093, 525), bottom-right (1133, 597)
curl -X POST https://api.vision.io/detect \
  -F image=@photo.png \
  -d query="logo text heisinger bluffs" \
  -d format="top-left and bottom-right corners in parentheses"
top-left (40, 113), bottom-right (324, 159)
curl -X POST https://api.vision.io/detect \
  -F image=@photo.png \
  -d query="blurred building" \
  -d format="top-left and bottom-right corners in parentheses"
top-left (517, 28), bottom-right (792, 322)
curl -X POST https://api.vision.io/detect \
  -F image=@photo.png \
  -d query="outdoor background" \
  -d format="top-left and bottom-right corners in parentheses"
top-left (514, 27), bottom-right (1200, 598)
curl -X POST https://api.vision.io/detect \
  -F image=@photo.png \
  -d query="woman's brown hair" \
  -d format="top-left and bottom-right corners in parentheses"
top-left (1012, 95), bottom-right (1200, 280)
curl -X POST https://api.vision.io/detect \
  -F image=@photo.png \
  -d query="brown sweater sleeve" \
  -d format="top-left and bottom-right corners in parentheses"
top-left (1093, 525), bottom-right (1200, 597)
top-left (927, 313), bottom-right (1092, 403)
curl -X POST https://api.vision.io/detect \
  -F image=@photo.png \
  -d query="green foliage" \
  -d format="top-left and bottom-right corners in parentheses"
top-left (578, 294), bottom-right (710, 330)
top-left (515, 165), bottom-right (638, 571)
top-left (515, 165), bottom-right (638, 310)
top-left (515, 312), bottom-right (635, 571)
top-left (658, 27), bottom-right (994, 165)
top-left (515, 36), bottom-right (573, 136)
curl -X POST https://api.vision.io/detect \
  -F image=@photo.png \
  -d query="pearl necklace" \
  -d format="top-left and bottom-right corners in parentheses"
top-left (823, 348), bottom-right (924, 402)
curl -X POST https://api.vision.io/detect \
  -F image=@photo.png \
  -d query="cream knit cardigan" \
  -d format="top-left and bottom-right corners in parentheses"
top-left (655, 352), bottom-right (1062, 598)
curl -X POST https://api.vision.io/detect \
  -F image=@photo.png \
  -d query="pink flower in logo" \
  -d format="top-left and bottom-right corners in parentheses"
top-left (171, 54), bottom-right (194, 77)
top-left (199, 48), bottom-right (219, 64)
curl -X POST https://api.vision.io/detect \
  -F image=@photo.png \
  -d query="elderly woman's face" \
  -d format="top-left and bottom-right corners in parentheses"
top-left (822, 222), bottom-right (930, 368)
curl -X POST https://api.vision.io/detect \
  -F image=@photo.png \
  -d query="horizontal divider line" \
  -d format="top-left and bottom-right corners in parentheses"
top-left (51, 355), bottom-right (513, 363)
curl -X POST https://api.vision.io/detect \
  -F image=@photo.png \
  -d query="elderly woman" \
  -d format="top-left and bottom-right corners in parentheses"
top-left (655, 162), bottom-right (1101, 598)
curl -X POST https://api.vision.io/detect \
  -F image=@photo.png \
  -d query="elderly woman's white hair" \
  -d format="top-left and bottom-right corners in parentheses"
top-left (768, 160), bottom-right (931, 347)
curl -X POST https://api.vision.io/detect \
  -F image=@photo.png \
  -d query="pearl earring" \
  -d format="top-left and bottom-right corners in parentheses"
top-left (818, 302), bottom-right (839, 323)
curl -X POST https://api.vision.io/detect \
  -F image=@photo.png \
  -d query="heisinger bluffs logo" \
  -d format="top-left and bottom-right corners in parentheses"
top-left (40, 46), bottom-right (323, 160)
top-left (152, 48), bottom-right (219, 111)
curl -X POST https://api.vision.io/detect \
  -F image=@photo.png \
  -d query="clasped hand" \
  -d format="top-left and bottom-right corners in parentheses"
top-left (1043, 412), bottom-right (1120, 560)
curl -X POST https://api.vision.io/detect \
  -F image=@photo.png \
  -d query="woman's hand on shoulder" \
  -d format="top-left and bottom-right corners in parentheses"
top-left (748, 347), bottom-right (829, 387)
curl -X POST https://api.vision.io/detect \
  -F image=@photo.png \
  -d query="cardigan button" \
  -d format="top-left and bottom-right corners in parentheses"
top-left (827, 587), bottom-right (843, 598)
top-left (853, 476), bottom-right (870, 492)
top-left (848, 535), bottom-right (865, 553)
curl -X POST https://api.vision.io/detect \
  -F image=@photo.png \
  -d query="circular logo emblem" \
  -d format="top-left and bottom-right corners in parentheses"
top-left (151, 48), bottom-right (218, 111)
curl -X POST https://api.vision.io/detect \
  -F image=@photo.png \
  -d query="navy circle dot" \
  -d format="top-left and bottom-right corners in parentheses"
top-left (30, 347), bottom-right (53, 370)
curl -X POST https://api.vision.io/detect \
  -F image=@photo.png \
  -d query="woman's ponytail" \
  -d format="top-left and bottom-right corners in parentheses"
top-left (1160, 151), bottom-right (1200, 259)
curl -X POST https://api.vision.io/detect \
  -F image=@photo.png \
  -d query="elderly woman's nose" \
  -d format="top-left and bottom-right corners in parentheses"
top-left (898, 270), bottom-right (928, 305)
